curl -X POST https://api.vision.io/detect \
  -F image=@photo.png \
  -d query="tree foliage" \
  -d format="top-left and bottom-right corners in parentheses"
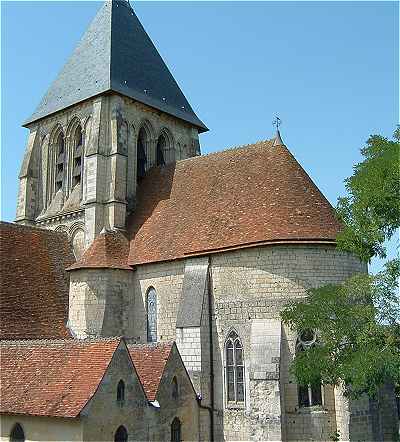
top-left (281, 129), bottom-right (400, 399)
top-left (336, 128), bottom-right (400, 261)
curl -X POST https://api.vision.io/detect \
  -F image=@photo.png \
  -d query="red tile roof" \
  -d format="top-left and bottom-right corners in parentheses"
top-left (127, 140), bottom-right (341, 265)
top-left (67, 229), bottom-right (131, 271)
top-left (0, 222), bottom-right (75, 339)
top-left (0, 338), bottom-right (120, 418)
top-left (128, 343), bottom-right (173, 401)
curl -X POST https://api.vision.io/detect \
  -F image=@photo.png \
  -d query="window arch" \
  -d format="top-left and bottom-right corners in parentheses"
top-left (117, 379), bottom-right (125, 404)
top-left (172, 376), bottom-right (179, 400)
top-left (137, 127), bottom-right (148, 181)
top-left (72, 125), bottom-right (83, 188)
top-left (225, 330), bottom-right (245, 404)
top-left (296, 330), bottom-right (323, 408)
top-left (114, 425), bottom-right (128, 442)
top-left (170, 417), bottom-right (181, 442)
top-left (55, 131), bottom-right (65, 192)
top-left (146, 287), bottom-right (157, 343)
top-left (10, 423), bottom-right (25, 442)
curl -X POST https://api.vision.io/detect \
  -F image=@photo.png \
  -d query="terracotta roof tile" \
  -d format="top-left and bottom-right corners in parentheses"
top-left (128, 343), bottom-right (173, 401)
top-left (0, 338), bottom-right (120, 418)
top-left (0, 222), bottom-right (75, 339)
top-left (127, 140), bottom-right (341, 265)
top-left (67, 229), bottom-right (131, 271)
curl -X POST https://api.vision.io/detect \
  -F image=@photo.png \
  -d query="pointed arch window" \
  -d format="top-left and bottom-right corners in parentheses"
top-left (137, 127), bottom-right (148, 181)
top-left (225, 330), bottom-right (245, 404)
top-left (296, 330), bottom-right (323, 408)
top-left (114, 425), bottom-right (128, 442)
top-left (146, 287), bottom-right (157, 343)
top-left (172, 376), bottom-right (179, 400)
top-left (117, 379), bottom-right (125, 404)
top-left (171, 417), bottom-right (181, 442)
top-left (156, 134), bottom-right (166, 166)
top-left (72, 125), bottom-right (83, 188)
top-left (55, 132), bottom-right (65, 192)
top-left (10, 423), bottom-right (25, 442)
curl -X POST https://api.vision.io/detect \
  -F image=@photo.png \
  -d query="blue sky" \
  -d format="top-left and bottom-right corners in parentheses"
top-left (1, 1), bottom-right (398, 272)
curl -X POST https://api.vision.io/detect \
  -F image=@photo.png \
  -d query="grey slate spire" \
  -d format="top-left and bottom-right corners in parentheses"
top-left (24, 0), bottom-right (208, 132)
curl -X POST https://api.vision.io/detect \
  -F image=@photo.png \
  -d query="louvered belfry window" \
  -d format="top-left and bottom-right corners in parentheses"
top-left (225, 330), bottom-right (245, 404)
top-left (146, 287), bottom-right (157, 343)
top-left (55, 133), bottom-right (65, 192)
top-left (72, 126), bottom-right (83, 187)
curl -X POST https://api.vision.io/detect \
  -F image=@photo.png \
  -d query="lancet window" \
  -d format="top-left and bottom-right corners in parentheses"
top-left (72, 125), bottom-right (83, 188)
top-left (225, 330), bottom-right (245, 404)
top-left (10, 423), bottom-right (25, 442)
top-left (55, 132), bottom-right (65, 192)
top-left (171, 417), bottom-right (181, 442)
top-left (296, 330), bottom-right (323, 408)
top-left (137, 127), bottom-right (148, 181)
top-left (146, 287), bottom-right (157, 343)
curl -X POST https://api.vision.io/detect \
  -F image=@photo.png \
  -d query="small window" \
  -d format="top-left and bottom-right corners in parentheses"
top-left (117, 379), bottom-right (125, 404)
top-left (146, 287), bottom-right (157, 343)
top-left (10, 423), bottom-right (25, 442)
top-left (114, 425), bottom-right (128, 442)
top-left (296, 330), bottom-right (323, 408)
top-left (172, 376), bottom-right (179, 400)
top-left (225, 330), bottom-right (245, 404)
top-left (171, 417), bottom-right (181, 442)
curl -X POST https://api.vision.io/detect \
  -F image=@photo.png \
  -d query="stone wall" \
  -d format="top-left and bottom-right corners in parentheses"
top-left (68, 268), bottom-right (135, 339)
top-left (81, 341), bottom-right (150, 441)
top-left (131, 243), bottom-right (368, 441)
top-left (0, 415), bottom-right (82, 442)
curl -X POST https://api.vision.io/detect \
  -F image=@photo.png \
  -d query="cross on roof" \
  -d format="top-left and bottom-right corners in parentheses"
top-left (272, 116), bottom-right (281, 130)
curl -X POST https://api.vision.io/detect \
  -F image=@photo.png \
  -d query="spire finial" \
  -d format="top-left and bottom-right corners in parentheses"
top-left (272, 116), bottom-right (284, 146)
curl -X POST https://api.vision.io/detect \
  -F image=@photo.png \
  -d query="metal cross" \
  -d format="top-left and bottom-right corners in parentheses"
top-left (272, 116), bottom-right (281, 130)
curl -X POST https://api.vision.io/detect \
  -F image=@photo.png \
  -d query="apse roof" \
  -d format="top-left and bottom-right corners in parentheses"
top-left (24, 0), bottom-right (207, 132)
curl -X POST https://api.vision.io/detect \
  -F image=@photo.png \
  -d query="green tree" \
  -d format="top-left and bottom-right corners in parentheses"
top-left (281, 129), bottom-right (400, 399)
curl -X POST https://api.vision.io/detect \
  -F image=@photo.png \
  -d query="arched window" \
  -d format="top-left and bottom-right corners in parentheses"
top-left (296, 330), bottom-right (323, 408)
top-left (114, 425), bottom-right (128, 442)
top-left (146, 287), bottom-right (157, 343)
top-left (10, 423), bottom-right (25, 442)
top-left (117, 379), bottom-right (125, 404)
top-left (225, 330), bottom-right (245, 404)
top-left (170, 417), bottom-right (181, 442)
top-left (156, 134), bottom-right (166, 166)
top-left (72, 125), bottom-right (83, 188)
top-left (55, 132), bottom-right (65, 192)
top-left (172, 376), bottom-right (179, 400)
top-left (137, 127), bottom-right (148, 181)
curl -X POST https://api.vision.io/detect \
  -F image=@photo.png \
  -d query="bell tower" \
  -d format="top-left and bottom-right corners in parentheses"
top-left (16, 0), bottom-right (207, 258)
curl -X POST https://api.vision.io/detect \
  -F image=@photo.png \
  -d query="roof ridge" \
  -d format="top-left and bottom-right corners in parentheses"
top-left (0, 221), bottom-right (68, 237)
top-left (0, 337), bottom-right (122, 346)
top-left (179, 137), bottom-right (275, 164)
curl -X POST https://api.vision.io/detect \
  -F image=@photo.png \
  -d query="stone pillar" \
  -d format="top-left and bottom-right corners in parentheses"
top-left (249, 319), bottom-right (283, 441)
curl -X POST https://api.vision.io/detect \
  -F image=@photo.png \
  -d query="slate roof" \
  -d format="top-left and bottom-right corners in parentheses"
top-left (67, 228), bottom-right (131, 271)
top-left (0, 222), bottom-right (75, 339)
top-left (24, 0), bottom-right (207, 132)
top-left (126, 139), bottom-right (341, 265)
top-left (0, 338), bottom-right (120, 418)
top-left (128, 343), bottom-right (173, 401)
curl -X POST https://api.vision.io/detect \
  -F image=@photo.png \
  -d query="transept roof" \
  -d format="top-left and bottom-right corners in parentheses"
top-left (24, 1), bottom-right (207, 132)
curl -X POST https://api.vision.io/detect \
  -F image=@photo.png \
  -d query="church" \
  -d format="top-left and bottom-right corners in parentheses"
top-left (1, 1), bottom-right (398, 441)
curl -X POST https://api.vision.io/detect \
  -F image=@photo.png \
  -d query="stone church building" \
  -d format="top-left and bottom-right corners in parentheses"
top-left (1, 0), bottom-right (398, 441)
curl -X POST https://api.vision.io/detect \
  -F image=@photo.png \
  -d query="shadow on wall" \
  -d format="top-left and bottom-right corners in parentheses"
top-left (126, 162), bottom-right (176, 238)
